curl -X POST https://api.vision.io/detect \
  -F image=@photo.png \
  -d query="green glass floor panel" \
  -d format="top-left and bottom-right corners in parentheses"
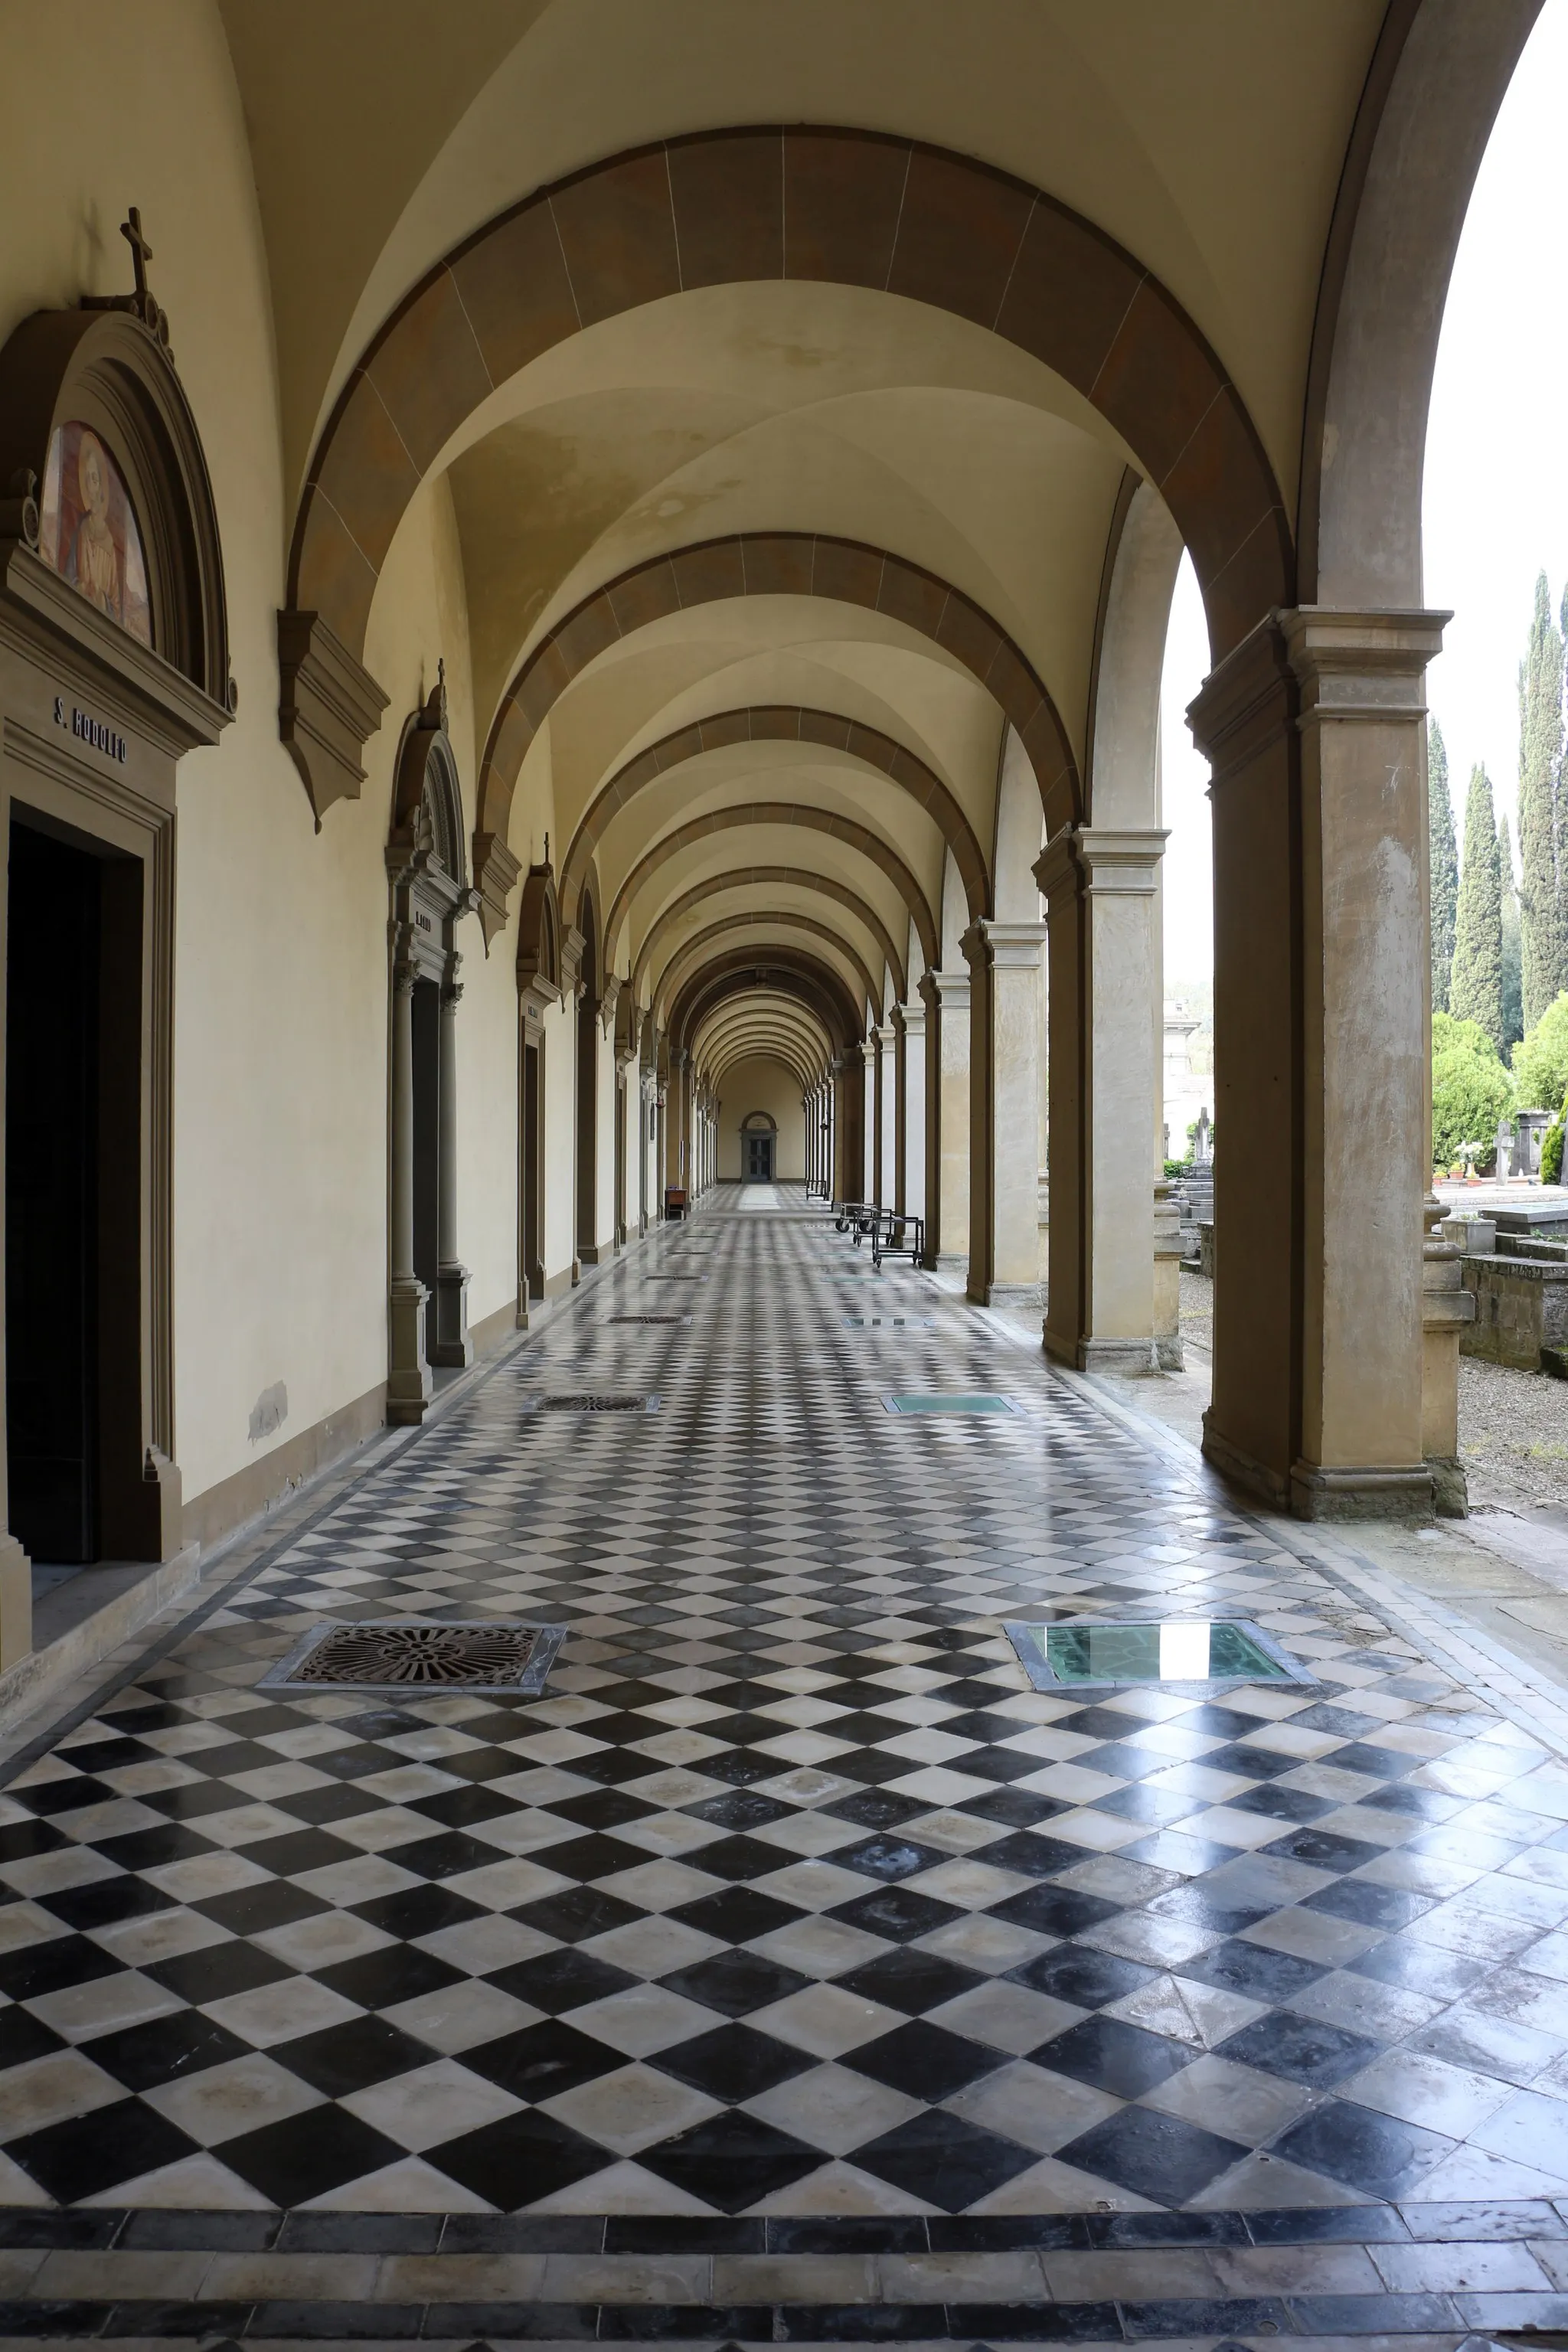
top-left (883, 1393), bottom-right (1018, 1416)
top-left (1004, 1616), bottom-right (1313, 1689)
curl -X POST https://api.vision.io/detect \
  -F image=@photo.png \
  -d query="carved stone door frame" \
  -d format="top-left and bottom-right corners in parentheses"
top-left (386, 675), bottom-right (475, 1423)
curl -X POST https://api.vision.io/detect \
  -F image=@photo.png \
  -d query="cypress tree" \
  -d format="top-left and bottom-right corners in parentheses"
top-left (1428, 716), bottom-right (1458, 1014)
top-left (1451, 764), bottom-right (1505, 1049)
top-left (1499, 812), bottom-right (1524, 1048)
top-left (1517, 573), bottom-right (1568, 1025)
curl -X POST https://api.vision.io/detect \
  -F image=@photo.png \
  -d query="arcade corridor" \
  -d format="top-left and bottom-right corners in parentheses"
top-left (0, 1193), bottom-right (1566, 2342)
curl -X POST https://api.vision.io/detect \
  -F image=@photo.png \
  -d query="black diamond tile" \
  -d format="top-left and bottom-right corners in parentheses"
top-left (956, 1787), bottom-right (1071, 1830)
top-left (462, 2019), bottom-right (624, 2102)
top-left (684, 1832), bottom-right (794, 1882)
top-left (411, 1782), bottom-right (523, 1829)
top-left (82, 2006), bottom-right (253, 2092)
top-left (0, 2008), bottom-right (65, 2069)
top-left (662, 1950), bottom-right (812, 2019)
top-left (1008, 1946), bottom-right (1155, 2009)
top-left (273, 2017), bottom-right (437, 2097)
top-left (693, 1748), bottom-right (786, 1788)
top-left (380, 1828), bottom-right (511, 1880)
top-left (352, 1883), bottom-right (488, 1941)
top-left (1349, 1937), bottom-right (1490, 1998)
top-left (316, 1943), bottom-right (466, 2010)
top-left (671, 1886), bottom-right (803, 1945)
top-left (823, 1790), bottom-right (933, 1832)
top-left (486, 1949), bottom-right (637, 2014)
top-left (195, 1881), bottom-right (331, 1936)
top-left (1093, 1784), bottom-right (1198, 1828)
top-left (144, 1940), bottom-right (293, 2004)
top-left (836, 1948), bottom-right (985, 2017)
top-left (1223, 1784), bottom-right (1335, 1824)
top-left (972, 1829), bottom-right (1089, 1879)
top-left (428, 2108), bottom-right (613, 2208)
top-left (525, 1830), bottom-right (655, 1883)
top-left (0, 1818), bottom-right (68, 1863)
top-left (1033, 2017), bottom-right (1193, 2099)
top-left (217, 2105), bottom-right (404, 2206)
top-left (828, 1886), bottom-right (962, 1944)
top-left (38, 1877), bottom-right (172, 1932)
top-left (1178, 1939), bottom-right (1327, 2004)
top-left (512, 1886), bottom-right (645, 1944)
top-left (8, 2097), bottom-right (199, 2204)
top-left (11, 1774), bottom-right (115, 1817)
top-left (654, 2021), bottom-right (815, 2102)
top-left (639, 2109), bottom-right (820, 2213)
top-left (0, 1934), bottom-right (124, 2002)
top-left (1261, 1828), bottom-right (1391, 1873)
top-left (846, 2018), bottom-right (1002, 2101)
top-left (274, 1780), bottom-right (379, 1826)
top-left (234, 1828), bottom-right (361, 1877)
top-left (1056, 2106), bottom-right (1248, 2207)
top-left (1270, 2100), bottom-right (1456, 2199)
top-left (1302, 1880), bottom-right (1433, 1932)
top-left (1217, 2011), bottom-right (1382, 2087)
top-left (550, 1787), bottom-right (662, 1831)
top-left (851, 2109), bottom-right (1034, 2213)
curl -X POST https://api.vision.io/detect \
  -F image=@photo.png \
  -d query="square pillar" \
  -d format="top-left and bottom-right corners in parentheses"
top-left (1188, 609), bottom-right (1446, 1520)
top-left (862, 1040), bottom-right (879, 1202)
top-left (963, 920), bottom-right (1047, 1308)
top-left (900, 1002), bottom-right (926, 1220)
top-left (880, 1024), bottom-right (899, 1208)
top-left (1035, 835), bottom-right (1164, 1367)
top-left (920, 969), bottom-right (969, 1272)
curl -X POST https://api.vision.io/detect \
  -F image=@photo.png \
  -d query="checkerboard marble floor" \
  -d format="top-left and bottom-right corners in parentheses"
top-left (3, 1188), bottom-right (1568, 2344)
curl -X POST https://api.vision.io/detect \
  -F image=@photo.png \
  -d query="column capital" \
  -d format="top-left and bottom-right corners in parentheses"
top-left (925, 966), bottom-right (971, 1011)
top-left (974, 917), bottom-right (1049, 970)
top-left (1034, 828), bottom-right (1167, 900)
top-left (899, 998), bottom-right (926, 1040)
top-left (861, 1038), bottom-right (877, 1068)
top-left (1281, 606), bottom-right (1449, 727)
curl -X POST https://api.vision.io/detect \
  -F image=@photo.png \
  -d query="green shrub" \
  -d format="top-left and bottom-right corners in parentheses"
top-left (1432, 1010), bottom-right (1514, 1172)
top-left (1513, 992), bottom-right (1568, 1113)
top-left (1544, 1085), bottom-right (1568, 1187)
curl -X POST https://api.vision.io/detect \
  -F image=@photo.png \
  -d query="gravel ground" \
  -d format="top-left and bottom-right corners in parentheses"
top-left (1459, 1354), bottom-right (1568, 1512)
top-left (1177, 1269), bottom-right (1568, 1513)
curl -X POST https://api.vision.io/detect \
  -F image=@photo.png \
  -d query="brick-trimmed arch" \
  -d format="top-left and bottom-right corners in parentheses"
top-left (475, 534), bottom-right (1060, 939)
top-left (561, 704), bottom-right (986, 934)
top-left (658, 913), bottom-right (880, 1031)
top-left (634, 867), bottom-right (906, 1007)
top-left (603, 799), bottom-right (938, 970)
top-left (281, 125), bottom-right (1289, 824)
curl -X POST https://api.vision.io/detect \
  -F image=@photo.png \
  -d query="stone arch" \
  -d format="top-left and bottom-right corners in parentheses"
top-left (281, 126), bottom-right (1290, 822)
top-left (606, 801), bottom-right (939, 970)
top-left (561, 704), bottom-right (986, 934)
top-left (671, 946), bottom-right (862, 1054)
top-left (475, 533), bottom-right (1064, 933)
top-left (634, 867), bottom-right (906, 1008)
top-left (657, 913), bottom-right (881, 1031)
top-left (740, 1109), bottom-right (779, 1131)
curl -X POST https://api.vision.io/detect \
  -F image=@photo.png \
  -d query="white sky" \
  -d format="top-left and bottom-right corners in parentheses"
top-left (1161, 0), bottom-right (1568, 981)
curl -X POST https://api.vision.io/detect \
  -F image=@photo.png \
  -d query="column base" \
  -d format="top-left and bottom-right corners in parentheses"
top-left (1155, 1338), bottom-right (1185, 1372)
top-left (430, 1263), bottom-right (472, 1368)
top-left (936, 1253), bottom-right (969, 1277)
top-left (1426, 1454), bottom-right (1469, 1520)
top-left (388, 1272), bottom-right (433, 1423)
top-left (1045, 1331), bottom-right (1158, 1374)
top-left (977, 1281), bottom-right (1042, 1310)
top-left (1200, 1414), bottom-right (1291, 1511)
top-left (0, 1532), bottom-right (31, 1671)
top-left (1289, 1459), bottom-right (1435, 1524)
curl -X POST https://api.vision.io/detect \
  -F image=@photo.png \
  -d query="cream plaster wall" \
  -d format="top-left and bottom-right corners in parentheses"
top-left (716, 1059), bottom-right (805, 1180)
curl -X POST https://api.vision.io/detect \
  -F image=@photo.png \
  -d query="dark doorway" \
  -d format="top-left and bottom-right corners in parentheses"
top-left (744, 1131), bottom-right (773, 1181)
top-left (411, 976), bottom-right (440, 1355)
top-left (6, 821), bottom-right (100, 1563)
top-left (522, 1034), bottom-right (544, 1301)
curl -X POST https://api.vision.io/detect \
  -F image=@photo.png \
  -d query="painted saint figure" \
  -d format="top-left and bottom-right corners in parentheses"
top-left (37, 419), bottom-right (152, 646)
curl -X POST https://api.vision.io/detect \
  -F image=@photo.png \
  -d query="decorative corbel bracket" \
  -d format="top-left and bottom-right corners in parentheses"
top-left (474, 831), bottom-right (521, 949)
top-left (277, 609), bottom-right (389, 831)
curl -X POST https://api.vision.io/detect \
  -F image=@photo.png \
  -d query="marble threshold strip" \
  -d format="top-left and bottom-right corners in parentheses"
top-left (0, 2205), bottom-right (1566, 2342)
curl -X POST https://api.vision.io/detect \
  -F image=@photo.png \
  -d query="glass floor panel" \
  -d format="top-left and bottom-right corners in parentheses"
top-left (1004, 1616), bottom-right (1314, 1689)
top-left (883, 1393), bottom-right (1019, 1415)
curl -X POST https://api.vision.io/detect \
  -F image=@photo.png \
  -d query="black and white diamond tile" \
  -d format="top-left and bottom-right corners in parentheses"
top-left (2, 1187), bottom-right (1568, 2226)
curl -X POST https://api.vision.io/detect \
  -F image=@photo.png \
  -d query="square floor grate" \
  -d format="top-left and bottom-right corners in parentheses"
top-left (645, 1273), bottom-right (708, 1282)
top-left (260, 1619), bottom-right (564, 1697)
top-left (606, 1314), bottom-right (691, 1325)
top-left (883, 1392), bottom-right (1019, 1415)
top-left (843, 1316), bottom-right (936, 1328)
top-left (534, 1392), bottom-right (661, 1413)
top-left (1004, 1615), bottom-right (1315, 1690)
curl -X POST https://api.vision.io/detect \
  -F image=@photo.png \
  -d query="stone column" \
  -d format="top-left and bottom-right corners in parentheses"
top-left (1035, 832), bottom-right (1165, 1369)
top-left (919, 969), bottom-right (969, 1272)
top-left (901, 1000), bottom-right (926, 1221)
top-left (1187, 608), bottom-right (1445, 1520)
top-left (879, 1024), bottom-right (899, 1208)
top-left (862, 1040), bottom-right (879, 1202)
top-left (388, 965), bottom-right (433, 1423)
top-left (429, 978), bottom-right (472, 1364)
top-left (964, 920), bottom-right (1047, 1307)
